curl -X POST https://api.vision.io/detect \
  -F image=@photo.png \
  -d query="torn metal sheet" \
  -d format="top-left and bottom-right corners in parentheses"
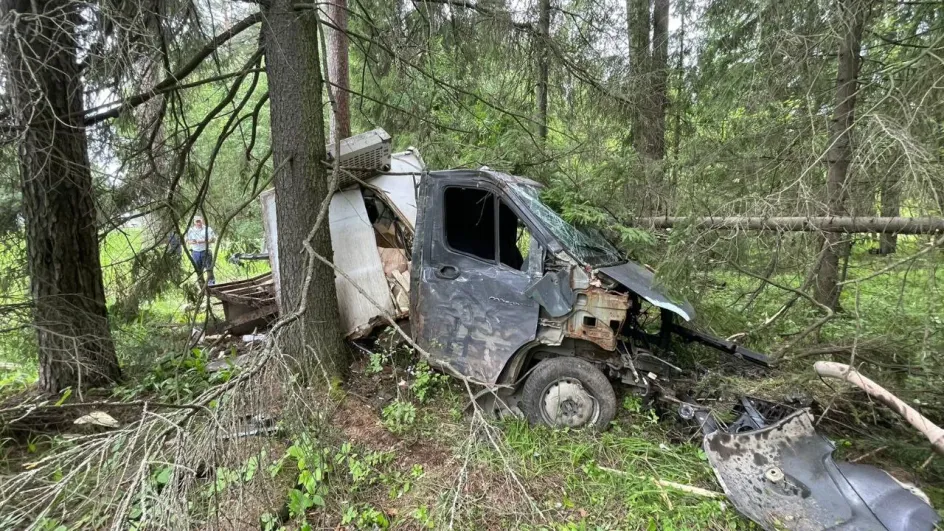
top-left (329, 189), bottom-right (398, 338)
top-left (368, 149), bottom-right (425, 228)
top-left (564, 288), bottom-right (629, 351)
top-left (599, 261), bottom-right (694, 321)
top-left (525, 268), bottom-right (574, 317)
top-left (704, 410), bottom-right (939, 531)
top-left (250, 148), bottom-right (424, 339)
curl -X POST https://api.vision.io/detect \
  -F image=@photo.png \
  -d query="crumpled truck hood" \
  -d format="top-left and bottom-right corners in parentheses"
top-left (599, 261), bottom-right (695, 321)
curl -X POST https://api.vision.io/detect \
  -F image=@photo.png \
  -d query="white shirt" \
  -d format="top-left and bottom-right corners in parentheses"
top-left (186, 225), bottom-right (216, 251)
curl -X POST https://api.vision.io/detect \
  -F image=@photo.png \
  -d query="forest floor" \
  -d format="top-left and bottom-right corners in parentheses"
top-left (2, 234), bottom-right (944, 529)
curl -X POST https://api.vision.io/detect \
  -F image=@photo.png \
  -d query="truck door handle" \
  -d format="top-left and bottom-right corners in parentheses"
top-left (436, 265), bottom-right (460, 280)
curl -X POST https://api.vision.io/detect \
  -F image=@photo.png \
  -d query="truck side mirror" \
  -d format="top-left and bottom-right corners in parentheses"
top-left (524, 268), bottom-right (574, 318)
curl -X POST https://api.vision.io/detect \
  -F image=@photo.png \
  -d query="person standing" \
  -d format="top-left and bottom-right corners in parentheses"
top-left (186, 215), bottom-right (216, 285)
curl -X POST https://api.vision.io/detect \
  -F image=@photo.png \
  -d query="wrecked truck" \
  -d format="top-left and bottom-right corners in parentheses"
top-left (218, 131), bottom-right (768, 429)
top-left (211, 130), bottom-right (939, 531)
top-left (408, 168), bottom-right (770, 428)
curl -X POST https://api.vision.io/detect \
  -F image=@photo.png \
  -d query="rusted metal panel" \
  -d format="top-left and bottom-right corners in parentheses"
top-left (563, 288), bottom-right (629, 351)
top-left (208, 273), bottom-right (277, 334)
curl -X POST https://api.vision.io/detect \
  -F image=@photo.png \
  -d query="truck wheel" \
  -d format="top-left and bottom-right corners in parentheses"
top-left (521, 357), bottom-right (616, 430)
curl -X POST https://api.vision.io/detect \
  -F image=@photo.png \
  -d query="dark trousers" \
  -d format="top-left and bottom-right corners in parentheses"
top-left (191, 250), bottom-right (215, 280)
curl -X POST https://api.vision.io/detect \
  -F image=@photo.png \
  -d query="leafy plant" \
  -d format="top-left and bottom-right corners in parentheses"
top-left (411, 505), bottom-right (435, 529)
top-left (341, 504), bottom-right (389, 529)
top-left (409, 362), bottom-right (447, 403)
top-left (382, 400), bottom-right (417, 434)
top-left (367, 352), bottom-right (387, 375)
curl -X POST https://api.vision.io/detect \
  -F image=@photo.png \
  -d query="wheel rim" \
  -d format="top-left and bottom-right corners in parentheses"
top-left (540, 377), bottom-right (599, 428)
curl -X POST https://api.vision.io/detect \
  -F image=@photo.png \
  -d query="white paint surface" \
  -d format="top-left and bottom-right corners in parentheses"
top-left (329, 188), bottom-right (397, 337)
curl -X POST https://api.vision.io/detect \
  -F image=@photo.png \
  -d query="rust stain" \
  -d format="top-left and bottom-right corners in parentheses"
top-left (564, 287), bottom-right (629, 351)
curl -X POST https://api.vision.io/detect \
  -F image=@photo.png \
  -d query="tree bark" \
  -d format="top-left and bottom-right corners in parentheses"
top-left (815, 0), bottom-right (868, 310)
top-left (879, 181), bottom-right (900, 254)
top-left (631, 216), bottom-right (944, 234)
top-left (2, 0), bottom-right (120, 393)
top-left (263, 0), bottom-right (350, 378)
top-left (536, 0), bottom-right (550, 142)
top-left (648, 0), bottom-right (669, 161)
top-left (326, 0), bottom-right (351, 143)
top-left (627, 0), bottom-right (651, 157)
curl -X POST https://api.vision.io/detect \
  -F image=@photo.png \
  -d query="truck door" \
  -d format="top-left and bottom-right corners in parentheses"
top-left (411, 177), bottom-right (540, 384)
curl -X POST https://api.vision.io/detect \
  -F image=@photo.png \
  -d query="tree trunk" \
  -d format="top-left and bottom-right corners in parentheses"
top-left (648, 0), bottom-right (669, 161)
top-left (814, 0), bottom-right (868, 310)
top-left (536, 0), bottom-right (550, 142)
top-left (326, 0), bottom-right (351, 143)
top-left (263, 0), bottom-right (350, 379)
top-left (671, 3), bottom-right (685, 161)
top-left (627, 0), bottom-right (651, 156)
top-left (2, 0), bottom-right (120, 393)
top-left (879, 181), bottom-right (900, 254)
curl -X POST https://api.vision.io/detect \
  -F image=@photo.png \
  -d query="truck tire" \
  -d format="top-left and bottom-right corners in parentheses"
top-left (521, 357), bottom-right (616, 430)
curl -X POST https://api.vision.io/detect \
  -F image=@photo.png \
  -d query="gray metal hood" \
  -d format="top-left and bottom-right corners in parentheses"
top-left (599, 261), bottom-right (695, 321)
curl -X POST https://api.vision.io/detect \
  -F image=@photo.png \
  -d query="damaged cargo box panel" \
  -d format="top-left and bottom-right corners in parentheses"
top-left (243, 148), bottom-right (424, 338)
top-left (329, 188), bottom-right (400, 338)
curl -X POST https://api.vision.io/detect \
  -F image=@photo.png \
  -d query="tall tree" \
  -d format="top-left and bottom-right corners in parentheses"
top-left (627, 0), bottom-right (669, 162)
top-left (627, 0), bottom-right (650, 156)
top-left (263, 0), bottom-right (350, 377)
top-left (536, 0), bottom-right (550, 142)
top-left (627, 0), bottom-right (670, 214)
top-left (327, 0), bottom-right (352, 142)
top-left (648, 0), bottom-right (669, 160)
top-left (814, 0), bottom-right (870, 309)
top-left (1, 0), bottom-right (120, 392)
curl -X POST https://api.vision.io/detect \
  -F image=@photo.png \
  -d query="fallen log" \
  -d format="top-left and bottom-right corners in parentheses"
top-left (632, 216), bottom-right (944, 235)
top-left (814, 361), bottom-right (944, 456)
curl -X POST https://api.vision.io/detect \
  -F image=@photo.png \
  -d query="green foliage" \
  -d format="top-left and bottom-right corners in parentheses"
top-left (411, 505), bottom-right (435, 529)
top-left (341, 504), bottom-right (389, 529)
top-left (366, 352), bottom-right (387, 375)
top-left (409, 361), bottom-right (448, 403)
top-left (111, 346), bottom-right (236, 403)
top-left (381, 400), bottom-right (417, 434)
top-left (491, 418), bottom-right (745, 529)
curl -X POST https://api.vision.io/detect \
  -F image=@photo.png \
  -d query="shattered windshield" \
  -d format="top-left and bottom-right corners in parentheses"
top-left (509, 183), bottom-right (623, 267)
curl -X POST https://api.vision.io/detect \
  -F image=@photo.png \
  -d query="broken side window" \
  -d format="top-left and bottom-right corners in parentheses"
top-left (444, 187), bottom-right (496, 262)
top-left (508, 183), bottom-right (622, 268)
top-left (498, 199), bottom-right (531, 271)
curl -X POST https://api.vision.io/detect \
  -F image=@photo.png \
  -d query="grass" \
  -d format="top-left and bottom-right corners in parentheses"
top-left (0, 226), bottom-right (269, 396)
top-left (1, 232), bottom-right (943, 528)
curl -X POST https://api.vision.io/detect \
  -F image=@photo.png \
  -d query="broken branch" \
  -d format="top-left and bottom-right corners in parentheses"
top-left (814, 361), bottom-right (944, 456)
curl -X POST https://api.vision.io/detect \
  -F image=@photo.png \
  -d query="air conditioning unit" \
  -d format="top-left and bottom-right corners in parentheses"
top-left (326, 128), bottom-right (392, 188)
